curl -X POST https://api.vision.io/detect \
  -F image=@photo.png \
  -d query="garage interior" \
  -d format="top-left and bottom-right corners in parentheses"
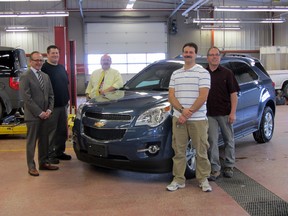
top-left (1, 0), bottom-right (288, 215)
top-left (1, 106), bottom-right (288, 215)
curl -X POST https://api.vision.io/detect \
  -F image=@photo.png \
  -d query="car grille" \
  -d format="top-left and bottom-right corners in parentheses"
top-left (85, 112), bottom-right (131, 121)
top-left (84, 126), bottom-right (126, 141)
top-left (83, 111), bottom-right (132, 141)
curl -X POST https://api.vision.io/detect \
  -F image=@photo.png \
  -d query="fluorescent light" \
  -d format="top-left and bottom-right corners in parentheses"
top-left (169, 0), bottom-right (187, 18)
top-left (0, 11), bottom-right (69, 18)
top-left (0, 0), bottom-right (61, 1)
top-left (193, 18), bottom-right (286, 24)
top-left (182, 0), bottom-right (209, 16)
top-left (5, 26), bottom-right (49, 32)
top-left (5, 26), bottom-right (29, 32)
top-left (214, 6), bottom-right (288, 12)
top-left (126, 0), bottom-right (136, 9)
top-left (201, 25), bottom-right (241, 30)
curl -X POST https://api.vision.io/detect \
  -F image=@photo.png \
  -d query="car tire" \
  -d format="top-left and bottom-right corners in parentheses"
top-left (253, 106), bottom-right (274, 143)
top-left (184, 140), bottom-right (196, 179)
top-left (283, 83), bottom-right (288, 99)
top-left (276, 96), bottom-right (286, 105)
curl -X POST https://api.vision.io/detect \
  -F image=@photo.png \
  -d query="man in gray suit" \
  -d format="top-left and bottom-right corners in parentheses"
top-left (20, 51), bottom-right (59, 176)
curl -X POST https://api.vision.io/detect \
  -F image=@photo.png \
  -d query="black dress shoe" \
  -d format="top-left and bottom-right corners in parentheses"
top-left (39, 163), bottom-right (59, 171)
top-left (48, 157), bottom-right (60, 164)
top-left (56, 153), bottom-right (72, 160)
top-left (28, 168), bottom-right (39, 176)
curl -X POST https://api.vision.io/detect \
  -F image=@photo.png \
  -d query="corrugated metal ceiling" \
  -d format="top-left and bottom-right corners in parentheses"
top-left (67, 0), bottom-right (288, 10)
top-left (1, 1), bottom-right (288, 13)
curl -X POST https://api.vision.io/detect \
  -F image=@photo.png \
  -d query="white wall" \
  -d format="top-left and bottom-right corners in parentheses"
top-left (0, 10), bottom-right (287, 95)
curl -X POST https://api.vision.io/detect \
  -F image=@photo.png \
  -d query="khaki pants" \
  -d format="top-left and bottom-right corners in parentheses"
top-left (171, 116), bottom-right (211, 183)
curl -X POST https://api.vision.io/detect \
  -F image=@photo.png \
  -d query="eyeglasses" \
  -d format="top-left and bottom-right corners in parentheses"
top-left (31, 59), bottom-right (44, 62)
top-left (207, 53), bottom-right (221, 57)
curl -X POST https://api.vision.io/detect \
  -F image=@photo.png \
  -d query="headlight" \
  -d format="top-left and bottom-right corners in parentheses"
top-left (76, 103), bottom-right (85, 119)
top-left (135, 103), bottom-right (171, 127)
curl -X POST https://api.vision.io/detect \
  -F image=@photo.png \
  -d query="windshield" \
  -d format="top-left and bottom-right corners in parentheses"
top-left (124, 61), bottom-right (183, 91)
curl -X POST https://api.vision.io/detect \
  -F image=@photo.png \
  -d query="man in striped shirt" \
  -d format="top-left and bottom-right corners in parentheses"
top-left (167, 42), bottom-right (212, 192)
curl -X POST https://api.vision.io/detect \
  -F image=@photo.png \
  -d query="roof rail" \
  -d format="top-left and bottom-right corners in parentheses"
top-left (174, 54), bottom-right (206, 59)
top-left (222, 53), bottom-right (252, 58)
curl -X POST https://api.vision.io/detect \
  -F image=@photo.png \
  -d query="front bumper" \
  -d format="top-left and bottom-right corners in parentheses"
top-left (72, 119), bottom-right (173, 173)
top-left (73, 147), bottom-right (172, 173)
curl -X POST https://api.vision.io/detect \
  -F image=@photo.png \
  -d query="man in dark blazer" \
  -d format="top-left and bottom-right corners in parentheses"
top-left (20, 51), bottom-right (59, 176)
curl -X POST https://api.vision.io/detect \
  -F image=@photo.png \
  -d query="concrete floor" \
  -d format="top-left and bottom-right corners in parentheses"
top-left (0, 105), bottom-right (287, 216)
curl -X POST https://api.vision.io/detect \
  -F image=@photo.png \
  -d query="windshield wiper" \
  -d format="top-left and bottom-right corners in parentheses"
top-left (151, 87), bottom-right (168, 91)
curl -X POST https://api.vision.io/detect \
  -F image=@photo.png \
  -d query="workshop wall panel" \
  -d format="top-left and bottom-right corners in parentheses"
top-left (0, 31), bottom-right (55, 54)
top-left (85, 22), bottom-right (167, 54)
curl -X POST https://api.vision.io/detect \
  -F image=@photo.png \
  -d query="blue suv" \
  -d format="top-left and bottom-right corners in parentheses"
top-left (73, 55), bottom-right (276, 177)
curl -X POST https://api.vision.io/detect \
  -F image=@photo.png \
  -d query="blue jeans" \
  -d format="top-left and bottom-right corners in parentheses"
top-left (208, 115), bottom-right (235, 172)
top-left (47, 106), bottom-right (68, 157)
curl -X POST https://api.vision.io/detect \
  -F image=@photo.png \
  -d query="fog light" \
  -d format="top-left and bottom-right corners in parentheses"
top-left (147, 145), bottom-right (160, 154)
top-left (137, 144), bottom-right (160, 154)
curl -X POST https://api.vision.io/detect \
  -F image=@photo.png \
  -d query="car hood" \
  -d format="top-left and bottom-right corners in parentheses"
top-left (83, 90), bottom-right (169, 114)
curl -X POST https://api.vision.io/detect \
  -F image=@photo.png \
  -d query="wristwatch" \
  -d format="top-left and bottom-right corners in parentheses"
top-left (179, 107), bottom-right (184, 113)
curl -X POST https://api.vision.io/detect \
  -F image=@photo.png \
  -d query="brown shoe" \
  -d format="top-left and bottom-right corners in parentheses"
top-left (223, 167), bottom-right (233, 178)
top-left (208, 171), bottom-right (221, 181)
top-left (39, 163), bottom-right (59, 171)
top-left (28, 168), bottom-right (39, 176)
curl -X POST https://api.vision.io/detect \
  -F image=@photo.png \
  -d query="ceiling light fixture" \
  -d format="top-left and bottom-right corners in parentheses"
top-left (214, 6), bottom-right (288, 12)
top-left (0, 0), bottom-right (61, 1)
top-left (201, 25), bottom-right (241, 30)
top-left (0, 11), bottom-right (69, 18)
top-left (5, 26), bottom-right (29, 32)
top-left (5, 26), bottom-right (49, 32)
top-left (193, 18), bottom-right (286, 24)
top-left (182, 0), bottom-right (209, 16)
top-left (169, 0), bottom-right (187, 18)
top-left (126, 0), bottom-right (136, 9)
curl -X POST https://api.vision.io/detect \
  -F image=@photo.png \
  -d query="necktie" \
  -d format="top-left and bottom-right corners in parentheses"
top-left (96, 71), bottom-right (105, 96)
top-left (37, 71), bottom-right (44, 90)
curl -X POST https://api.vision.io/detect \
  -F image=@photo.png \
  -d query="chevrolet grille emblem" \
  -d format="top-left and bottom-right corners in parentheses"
top-left (94, 121), bottom-right (106, 128)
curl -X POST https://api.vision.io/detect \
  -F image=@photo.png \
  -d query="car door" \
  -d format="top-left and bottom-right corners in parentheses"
top-left (220, 61), bottom-right (243, 135)
top-left (230, 61), bottom-right (261, 132)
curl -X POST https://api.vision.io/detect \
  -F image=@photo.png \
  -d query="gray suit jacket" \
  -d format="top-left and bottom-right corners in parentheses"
top-left (20, 69), bottom-right (54, 121)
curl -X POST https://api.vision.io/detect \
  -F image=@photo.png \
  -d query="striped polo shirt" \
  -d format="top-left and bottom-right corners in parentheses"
top-left (169, 64), bottom-right (211, 120)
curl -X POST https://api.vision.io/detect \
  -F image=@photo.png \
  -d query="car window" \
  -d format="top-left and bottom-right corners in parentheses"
top-left (0, 49), bottom-right (27, 75)
top-left (15, 49), bottom-right (27, 69)
top-left (230, 62), bottom-right (258, 84)
top-left (221, 62), bottom-right (232, 71)
top-left (125, 61), bottom-right (183, 90)
top-left (255, 62), bottom-right (270, 77)
top-left (0, 52), bottom-right (13, 71)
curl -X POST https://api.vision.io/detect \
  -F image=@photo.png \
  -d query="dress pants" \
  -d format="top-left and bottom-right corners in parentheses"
top-left (26, 120), bottom-right (49, 169)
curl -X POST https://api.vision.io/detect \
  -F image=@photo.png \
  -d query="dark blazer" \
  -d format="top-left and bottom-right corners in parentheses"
top-left (20, 69), bottom-right (54, 169)
top-left (20, 69), bottom-right (54, 121)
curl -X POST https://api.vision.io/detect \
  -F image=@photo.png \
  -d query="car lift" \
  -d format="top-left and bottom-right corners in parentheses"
top-left (0, 113), bottom-right (75, 135)
top-left (0, 114), bottom-right (27, 135)
top-left (0, 34), bottom-right (78, 136)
